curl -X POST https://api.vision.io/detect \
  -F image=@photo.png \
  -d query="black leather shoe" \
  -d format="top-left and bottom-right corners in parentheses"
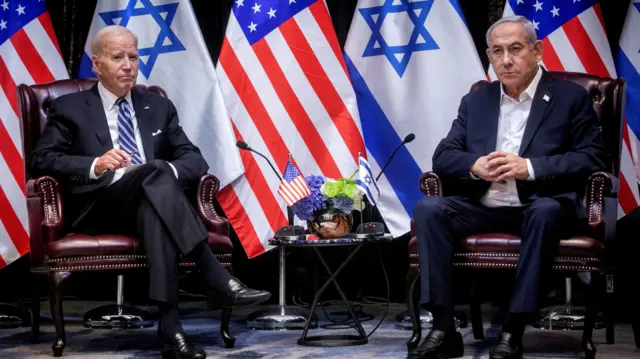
top-left (407, 329), bottom-right (464, 359)
top-left (161, 332), bottom-right (206, 359)
top-left (490, 332), bottom-right (523, 359)
top-left (220, 278), bottom-right (271, 307)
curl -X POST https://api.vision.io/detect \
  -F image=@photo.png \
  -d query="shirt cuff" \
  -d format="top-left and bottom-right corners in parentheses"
top-left (167, 161), bottom-right (179, 179)
top-left (89, 158), bottom-right (101, 179)
top-left (526, 159), bottom-right (535, 181)
top-left (469, 171), bottom-right (481, 180)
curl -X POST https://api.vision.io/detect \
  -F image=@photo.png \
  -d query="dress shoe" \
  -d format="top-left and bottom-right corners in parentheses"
top-left (161, 332), bottom-right (206, 359)
top-left (489, 332), bottom-right (523, 359)
top-left (219, 278), bottom-right (271, 307)
top-left (407, 329), bottom-right (464, 359)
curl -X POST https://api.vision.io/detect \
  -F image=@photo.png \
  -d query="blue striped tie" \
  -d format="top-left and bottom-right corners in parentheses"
top-left (116, 98), bottom-right (143, 164)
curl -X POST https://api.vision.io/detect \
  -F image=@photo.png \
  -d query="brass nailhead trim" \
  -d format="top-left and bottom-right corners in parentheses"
top-left (47, 253), bottom-right (231, 264)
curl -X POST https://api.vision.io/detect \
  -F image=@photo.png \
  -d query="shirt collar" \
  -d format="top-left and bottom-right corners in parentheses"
top-left (97, 81), bottom-right (134, 111)
top-left (500, 65), bottom-right (542, 102)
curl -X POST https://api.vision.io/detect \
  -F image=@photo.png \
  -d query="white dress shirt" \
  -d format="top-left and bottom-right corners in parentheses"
top-left (479, 66), bottom-right (541, 208)
top-left (89, 82), bottom-right (177, 184)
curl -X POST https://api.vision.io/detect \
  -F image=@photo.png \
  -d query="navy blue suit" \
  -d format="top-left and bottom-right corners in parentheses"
top-left (414, 70), bottom-right (609, 314)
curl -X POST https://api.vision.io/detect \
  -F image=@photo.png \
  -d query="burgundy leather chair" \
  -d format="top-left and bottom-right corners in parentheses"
top-left (406, 71), bottom-right (623, 359)
top-left (18, 79), bottom-right (236, 356)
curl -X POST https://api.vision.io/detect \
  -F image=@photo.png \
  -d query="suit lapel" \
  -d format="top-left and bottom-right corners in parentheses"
top-left (519, 72), bottom-right (554, 156)
top-left (484, 83), bottom-right (501, 154)
top-left (84, 86), bottom-right (113, 152)
top-left (131, 90), bottom-right (155, 162)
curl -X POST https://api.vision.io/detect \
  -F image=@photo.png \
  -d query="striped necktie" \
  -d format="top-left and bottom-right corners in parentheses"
top-left (116, 98), bottom-right (143, 164)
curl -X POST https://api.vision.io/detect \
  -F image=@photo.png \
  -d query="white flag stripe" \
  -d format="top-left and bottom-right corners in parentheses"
top-left (293, 9), bottom-right (362, 126)
top-left (547, 28), bottom-right (587, 74)
top-left (619, 8), bottom-right (640, 72)
top-left (621, 133), bottom-right (640, 199)
top-left (577, 8), bottom-right (616, 77)
top-left (264, 28), bottom-right (354, 176)
top-left (0, 87), bottom-right (24, 153)
top-left (225, 16), bottom-right (315, 172)
top-left (0, 221), bottom-right (20, 267)
top-left (24, 20), bottom-right (69, 80)
top-left (0, 155), bottom-right (28, 232)
top-left (0, 42), bottom-right (35, 97)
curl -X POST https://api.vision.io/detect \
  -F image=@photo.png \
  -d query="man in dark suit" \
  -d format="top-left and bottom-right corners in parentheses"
top-left (27, 25), bottom-right (270, 359)
top-left (409, 16), bottom-right (609, 359)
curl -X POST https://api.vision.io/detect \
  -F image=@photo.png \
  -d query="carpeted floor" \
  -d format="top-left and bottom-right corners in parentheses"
top-left (0, 301), bottom-right (638, 358)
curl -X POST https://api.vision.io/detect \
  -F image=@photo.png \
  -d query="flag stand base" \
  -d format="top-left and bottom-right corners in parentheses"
top-left (0, 303), bottom-right (30, 329)
top-left (246, 245), bottom-right (317, 330)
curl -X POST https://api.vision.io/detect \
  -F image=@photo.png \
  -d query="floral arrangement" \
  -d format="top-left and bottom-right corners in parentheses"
top-left (291, 175), bottom-right (364, 221)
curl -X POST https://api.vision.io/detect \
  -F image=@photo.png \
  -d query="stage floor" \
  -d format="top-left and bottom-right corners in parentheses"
top-left (0, 300), bottom-right (638, 358)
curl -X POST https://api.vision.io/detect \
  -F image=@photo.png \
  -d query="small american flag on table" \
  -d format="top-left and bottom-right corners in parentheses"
top-left (277, 160), bottom-right (311, 207)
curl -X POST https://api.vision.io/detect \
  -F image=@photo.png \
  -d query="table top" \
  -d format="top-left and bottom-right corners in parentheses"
top-left (268, 234), bottom-right (393, 247)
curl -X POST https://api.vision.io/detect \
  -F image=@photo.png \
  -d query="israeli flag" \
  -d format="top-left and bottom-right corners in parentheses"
top-left (616, 1), bottom-right (640, 187)
top-left (77, 0), bottom-right (243, 188)
top-left (344, 0), bottom-right (486, 237)
top-left (356, 155), bottom-right (380, 206)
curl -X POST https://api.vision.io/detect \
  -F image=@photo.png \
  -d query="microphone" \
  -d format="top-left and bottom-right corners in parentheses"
top-left (375, 133), bottom-right (415, 181)
top-left (235, 141), bottom-right (304, 238)
top-left (236, 141), bottom-right (282, 181)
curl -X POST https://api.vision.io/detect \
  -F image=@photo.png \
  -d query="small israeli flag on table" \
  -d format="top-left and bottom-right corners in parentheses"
top-left (356, 154), bottom-right (380, 206)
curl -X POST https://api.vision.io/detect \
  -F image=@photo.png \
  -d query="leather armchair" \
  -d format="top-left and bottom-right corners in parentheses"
top-left (406, 71), bottom-right (624, 359)
top-left (18, 79), bottom-right (235, 356)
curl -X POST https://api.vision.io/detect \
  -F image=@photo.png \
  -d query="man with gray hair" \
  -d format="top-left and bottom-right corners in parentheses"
top-left (410, 16), bottom-right (609, 359)
top-left (28, 25), bottom-right (271, 359)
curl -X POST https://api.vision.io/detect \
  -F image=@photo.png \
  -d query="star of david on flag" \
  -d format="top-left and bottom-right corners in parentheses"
top-left (356, 155), bottom-right (380, 206)
top-left (360, 0), bottom-right (439, 77)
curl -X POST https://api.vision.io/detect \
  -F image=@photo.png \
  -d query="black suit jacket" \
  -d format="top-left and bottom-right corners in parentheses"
top-left (432, 70), bottom-right (610, 213)
top-left (27, 85), bottom-right (209, 226)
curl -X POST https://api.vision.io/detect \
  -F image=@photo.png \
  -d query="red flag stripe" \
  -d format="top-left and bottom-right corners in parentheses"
top-left (231, 122), bottom-right (287, 233)
top-left (252, 40), bottom-right (342, 178)
top-left (0, 57), bottom-right (19, 117)
top-left (0, 188), bottom-right (29, 255)
top-left (0, 120), bottom-right (26, 196)
top-left (10, 29), bottom-right (56, 84)
top-left (278, 19), bottom-right (365, 164)
top-left (38, 13), bottom-right (64, 59)
top-left (562, 17), bottom-right (609, 78)
top-left (540, 38), bottom-right (565, 72)
top-left (219, 37), bottom-right (291, 171)
top-left (216, 186), bottom-right (265, 259)
top-left (308, 0), bottom-right (349, 78)
top-left (0, 254), bottom-right (6, 270)
top-left (618, 172), bottom-right (637, 215)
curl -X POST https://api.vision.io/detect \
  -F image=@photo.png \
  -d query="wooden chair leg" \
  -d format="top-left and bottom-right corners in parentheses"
top-left (582, 271), bottom-right (599, 359)
top-left (220, 307), bottom-right (235, 348)
top-left (470, 276), bottom-right (484, 340)
top-left (406, 267), bottom-right (421, 350)
top-left (31, 276), bottom-right (41, 344)
top-left (49, 272), bottom-right (71, 357)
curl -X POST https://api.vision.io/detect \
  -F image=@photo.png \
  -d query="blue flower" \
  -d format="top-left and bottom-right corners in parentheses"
top-left (330, 195), bottom-right (354, 214)
top-left (292, 175), bottom-right (327, 220)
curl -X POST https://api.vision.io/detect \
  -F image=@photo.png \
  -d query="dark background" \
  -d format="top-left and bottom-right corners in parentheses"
top-left (1, 0), bottom-right (635, 322)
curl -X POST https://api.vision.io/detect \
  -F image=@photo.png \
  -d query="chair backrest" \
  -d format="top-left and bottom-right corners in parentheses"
top-left (17, 79), bottom-right (168, 166)
top-left (471, 71), bottom-right (626, 176)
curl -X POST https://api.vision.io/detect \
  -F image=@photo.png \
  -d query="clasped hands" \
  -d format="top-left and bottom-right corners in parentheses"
top-left (470, 151), bottom-right (529, 182)
top-left (94, 149), bottom-right (137, 176)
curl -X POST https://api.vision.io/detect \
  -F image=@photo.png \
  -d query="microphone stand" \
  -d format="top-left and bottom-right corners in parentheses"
top-left (237, 143), bottom-right (317, 330)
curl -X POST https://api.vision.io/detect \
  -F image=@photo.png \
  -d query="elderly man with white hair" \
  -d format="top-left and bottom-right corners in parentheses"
top-left (409, 16), bottom-right (609, 359)
top-left (28, 25), bottom-right (271, 359)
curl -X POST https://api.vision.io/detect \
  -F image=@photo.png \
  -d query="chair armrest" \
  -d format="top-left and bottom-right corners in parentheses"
top-left (583, 172), bottom-right (615, 241)
top-left (26, 176), bottom-right (64, 268)
top-left (196, 173), bottom-right (230, 236)
top-left (419, 171), bottom-right (442, 197)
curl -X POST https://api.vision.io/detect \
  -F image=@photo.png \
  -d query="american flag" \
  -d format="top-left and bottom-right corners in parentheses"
top-left (0, 0), bottom-right (68, 270)
top-left (491, 0), bottom-right (640, 217)
top-left (278, 159), bottom-right (311, 207)
top-left (216, 0), bottom-right (365, 257)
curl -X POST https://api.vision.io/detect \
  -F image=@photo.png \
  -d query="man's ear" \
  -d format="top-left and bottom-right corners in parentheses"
top-left (91, 55), bottom-right (100, 76)
top-left (533, 40), bottom-right (544, 62)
